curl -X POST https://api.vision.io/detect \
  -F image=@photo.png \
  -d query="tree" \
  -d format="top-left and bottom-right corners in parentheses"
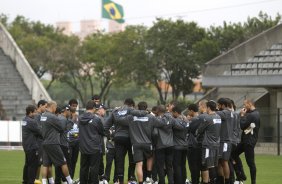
top-left (243, 11), bottom-right (281, 38)
top-left (142, 19), bottom-right (206, 103)
top-left (208, 11), bottom-right (281, 53)
top-left (0, 13), bottom-right (8, 26)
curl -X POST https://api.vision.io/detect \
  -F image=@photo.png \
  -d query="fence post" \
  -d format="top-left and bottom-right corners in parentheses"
top-left (278, 108), bottom-right (280, 156)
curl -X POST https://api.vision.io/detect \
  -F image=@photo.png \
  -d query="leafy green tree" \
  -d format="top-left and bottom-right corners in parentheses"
top-left (143, 19), bottom-right (206, 103)
top-left (80, 32), bottom-right (119, 102)
top-left (0, 13), bottom-right (8, 26)
top-left (208, 11), bottom-right (281, 53)
top-left (243, 11), bottom-right (281, 38)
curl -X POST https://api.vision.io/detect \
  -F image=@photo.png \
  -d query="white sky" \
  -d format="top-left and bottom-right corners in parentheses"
top-left (1, 0), bottom-right (282, 31)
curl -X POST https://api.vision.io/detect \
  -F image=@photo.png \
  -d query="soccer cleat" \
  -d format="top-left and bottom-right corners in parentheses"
top-left (128, 176), bottom-right (137, 184)
top-left (234, 181), bottom-right (243, 184)
top-left (73, 179), bottom-right (80, 184)
top-left (143, 177), bottom-right (153, 184)
top-left (128, 181), bottom-right (137, 184)
top-left (99, 179), bottom-right (109, 184)
top-left (185, 179), bottom-right (192, 184)
top-left (153, 181), bottom-right (158, 184)
top-left (34, 179), bottom-right (42, 184)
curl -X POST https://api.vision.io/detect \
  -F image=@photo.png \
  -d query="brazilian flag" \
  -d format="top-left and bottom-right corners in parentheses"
top-left (102, 0), bottom-right (125, 23)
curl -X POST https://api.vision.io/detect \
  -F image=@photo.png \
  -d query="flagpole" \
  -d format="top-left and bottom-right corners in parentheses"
top-left (101, 0), bottom-right (108, 32)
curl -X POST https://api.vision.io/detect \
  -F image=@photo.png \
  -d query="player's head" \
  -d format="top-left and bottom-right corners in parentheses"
top-left (85, 100), bottom-right (95, 113)
top-left (37, 99), bottom-right (48, 113)
top-left (138, 101), bottom-right (148, 110)
top-left (26, 105), bottom-right (37, 117)
top-left (61, 105), bottom-right (71, 118)
top-left (187, 103), bottom-right (198, 117)
top-left (46, 101), bottom-right (57, 114)
top-left (156, 105), bottom-right (166, 116)
top-left (171, 105), bottom-right (182, 118)
top-left (124, 98), bottom-right (135, 107)
top-left (95, 103), bottom-right (106, 117)
top-left (92, 94), bottom-right (100, 104)
top-left (167, 100), bottom-right (178, 113)
top-left (207, 100), bottom-right (217, 113)
top-left (198, 99), bottom-right (208, 113)
top-left (68, 99), bottom-right (78, 113)
top-left (243, 99), bottom-right (255, 111)
top-left (217, 98), bottom-right (229, 110)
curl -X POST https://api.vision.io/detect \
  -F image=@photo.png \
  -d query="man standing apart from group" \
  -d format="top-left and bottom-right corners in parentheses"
top-left (235, 100), bottom-right (260, 184)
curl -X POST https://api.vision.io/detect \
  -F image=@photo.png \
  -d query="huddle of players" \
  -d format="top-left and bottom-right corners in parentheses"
top-left (22, 99), bottom-right (81, 184)
top-left (102, 98), bottom-right (259, 184)
top-left (22, 96), bottom-right (260, 184)
top-left (104, 99), bottom-right (224, 184)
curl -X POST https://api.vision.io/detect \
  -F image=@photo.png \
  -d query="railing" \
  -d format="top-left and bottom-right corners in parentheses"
top-left (277, 108), bottom-right (282, 155)
top-left (204, 61), bottom-right (282, 76)
top-left (0, 22), bottom-right (51, 103)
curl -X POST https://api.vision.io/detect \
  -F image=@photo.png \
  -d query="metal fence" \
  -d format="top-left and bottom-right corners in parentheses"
top-left (255, 107), bottom-right (282, 155)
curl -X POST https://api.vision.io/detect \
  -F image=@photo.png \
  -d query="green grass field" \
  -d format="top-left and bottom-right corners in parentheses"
top-left (0, 150), bottom-right (281, 184)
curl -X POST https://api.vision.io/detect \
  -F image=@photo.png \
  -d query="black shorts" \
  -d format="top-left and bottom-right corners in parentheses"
top-left (218, 142), bottom-right (232, 161)
top-left (42, 144), bottom-right (66, 167)
top-left (132, 144), bottom-right (153, 163)
top-left (201, 147), bottom-right (218, 171)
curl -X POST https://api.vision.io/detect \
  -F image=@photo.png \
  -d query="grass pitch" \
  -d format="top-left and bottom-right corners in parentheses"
top-left (0, 150), bottom-right (281, 184)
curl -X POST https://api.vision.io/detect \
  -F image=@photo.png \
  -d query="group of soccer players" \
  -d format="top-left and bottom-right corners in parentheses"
top-left (22, 96), bottom-right (260, 184)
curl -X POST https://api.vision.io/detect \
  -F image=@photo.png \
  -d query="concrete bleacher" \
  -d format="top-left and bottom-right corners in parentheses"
top-left (201, 24), bottom-right (282, 145)
top-left (0, 48), bottom-right (33, 120)
top-left (0, 22), bottom-right (51, 120)
top-left (202, 24), bottom-right (282, 87)
top-left (225, 43), bottom-right (282, 76)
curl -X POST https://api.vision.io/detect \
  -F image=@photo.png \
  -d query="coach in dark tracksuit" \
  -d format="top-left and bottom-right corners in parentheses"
top-left (235, 100), bottom-right (260, 184)
top-left (79, 100), bottom-right (104, 184)
top-left (55, 105), bottom-right (73, 184)
top-left (22, 105), bottom-right (42, 184)
top-left (172, 106), bottom-right (188, 184)
top-left (154, 105), bottom-right (175, 184)
top-left (186, 104), bottom-right (201, 184)
top-left (104, 98), bottom-right (136, 183)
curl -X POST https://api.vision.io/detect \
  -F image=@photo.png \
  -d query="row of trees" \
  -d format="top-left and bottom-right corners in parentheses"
top-left (0, 12), bottom-right (281, 106)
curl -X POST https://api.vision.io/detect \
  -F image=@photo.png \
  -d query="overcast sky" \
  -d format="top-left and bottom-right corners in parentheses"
top-left (1, 0), bottom-right (281, 31)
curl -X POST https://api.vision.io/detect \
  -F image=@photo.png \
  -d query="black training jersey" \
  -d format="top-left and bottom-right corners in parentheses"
top-left (58, 115), bottom-right (72, 147)
top-left (155, 113), bottom-right (174, 149)
top-left (79, 112), bottom-right (104, 154)
top-left (187, 116), bottom-right (201, 148)
top-left (41, 111), bottom-right (63, 145)
top-left (118, 110), bottom-right (164, 146)
top-left (104, 106), bottom-right (134, 139)
top-left (217, 109), bottom-right (234, 143)
top-left (196, 113), bottom-right (209, 145)
top-left (22, 116), bottom-right (42, 151)
top-left (240, 109), bottom-right (260, 146)
top-left (198, 113), bottom-right (221, 148)
top-left (173, 115), bottom-right (188, 150)
top-left (232, 111), bottom-right (241, 144)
